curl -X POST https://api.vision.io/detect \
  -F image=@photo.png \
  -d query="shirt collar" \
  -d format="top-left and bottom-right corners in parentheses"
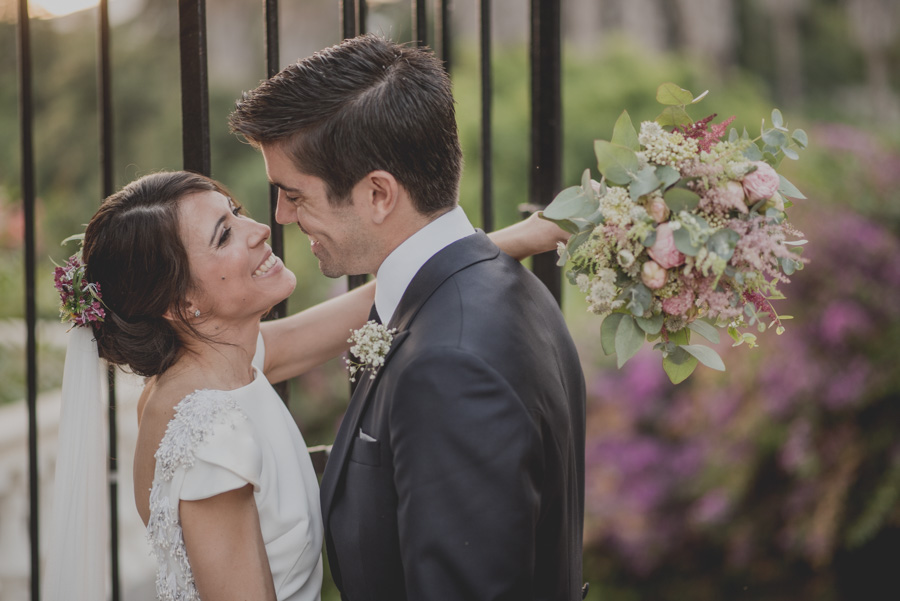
top-left (375, 205), bottom-right (475, 325)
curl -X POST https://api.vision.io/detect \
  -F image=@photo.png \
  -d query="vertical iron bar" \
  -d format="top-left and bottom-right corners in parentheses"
top-left (97, 2), bottom-right (121, 596)
top-left (263, 0), bottom-right (289, 403)
top-left (436, 0), bottom-right (451, 71)
top-left (479, 0), bottom-right (493, 233)
top-left (412, 0), bottom-right (427, 47)
top-left (529, 0), bottom-right (561, 304)
top-left (341, 0), bottom-right (357, 38)
top-left (359, 0), bottom-right (368, 34)
top-left (264, 0), bottom-right (285, 321)
top-left (344, 1), bottom-right (368, 294)
top-left (16, 0), bottom-right (39, 598)
top-left (178, 0), bottom-right (211, 175)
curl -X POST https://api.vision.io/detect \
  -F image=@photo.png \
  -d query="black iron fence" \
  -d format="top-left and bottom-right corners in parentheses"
top-left (15, 0), bottom-right (562, 598)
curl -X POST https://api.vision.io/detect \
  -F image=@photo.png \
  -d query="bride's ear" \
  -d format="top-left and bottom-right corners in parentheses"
top-left (163, 301), bottom-right (200, 323)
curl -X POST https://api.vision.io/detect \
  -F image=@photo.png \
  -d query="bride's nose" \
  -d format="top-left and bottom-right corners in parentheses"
top-left (249, 220), bottom-right (271, 246)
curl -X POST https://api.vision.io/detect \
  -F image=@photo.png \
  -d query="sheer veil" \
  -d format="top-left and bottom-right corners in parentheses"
top-left (42, 326), bottom-right (109, 600)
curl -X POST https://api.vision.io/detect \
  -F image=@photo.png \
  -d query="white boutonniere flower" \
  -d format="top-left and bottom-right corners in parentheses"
top-left (346, 320), bottom-right (398, 382)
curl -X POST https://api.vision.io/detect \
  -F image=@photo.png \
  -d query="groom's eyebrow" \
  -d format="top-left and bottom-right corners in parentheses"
top-left (271, 181), bottom-right (304, 197)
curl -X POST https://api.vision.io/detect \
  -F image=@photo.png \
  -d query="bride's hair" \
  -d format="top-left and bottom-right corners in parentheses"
top-left (82, 171), bottom-right (228, 377)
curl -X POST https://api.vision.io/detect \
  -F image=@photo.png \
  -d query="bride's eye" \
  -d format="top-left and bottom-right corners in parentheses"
top-left (218, 226), bottom-right (232, 247)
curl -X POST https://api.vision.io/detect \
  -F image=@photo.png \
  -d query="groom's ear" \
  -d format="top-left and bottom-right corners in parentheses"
top-left (361, 170), bottom-right (400, 225)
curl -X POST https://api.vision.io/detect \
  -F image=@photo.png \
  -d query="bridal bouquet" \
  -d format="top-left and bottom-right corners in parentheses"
top-left (543, 83), bottom-right (808, 383)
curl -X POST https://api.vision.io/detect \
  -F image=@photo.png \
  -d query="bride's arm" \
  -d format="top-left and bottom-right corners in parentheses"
top-left (181, 485), bottom-right (277, 601)
top-left (260, 212), bottom-right (567, 383)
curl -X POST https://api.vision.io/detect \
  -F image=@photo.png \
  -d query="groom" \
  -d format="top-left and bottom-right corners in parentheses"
top-left (230, 35), bottom-right (586, 600)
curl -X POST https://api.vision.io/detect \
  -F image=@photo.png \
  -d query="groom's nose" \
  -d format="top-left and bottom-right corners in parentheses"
top-left (274, 192), bottom-right (297, 225)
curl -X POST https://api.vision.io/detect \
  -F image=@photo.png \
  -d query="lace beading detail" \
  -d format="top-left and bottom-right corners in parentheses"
top-left (146, 389), bottom-right (247, 601)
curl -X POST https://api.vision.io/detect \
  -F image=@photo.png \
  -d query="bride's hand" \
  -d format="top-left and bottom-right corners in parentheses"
top-left (487, 209), bottom-right (570, 261)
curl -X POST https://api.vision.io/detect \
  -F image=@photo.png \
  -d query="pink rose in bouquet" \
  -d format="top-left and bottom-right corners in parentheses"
top-left (647, 197), bottom-right (671, 223)
top-left (742, 161), bottom-right (780, 203)
top-left (641, 260), bottom-right (668, 290)
top-left (648, 222), bottom-right (685, 269)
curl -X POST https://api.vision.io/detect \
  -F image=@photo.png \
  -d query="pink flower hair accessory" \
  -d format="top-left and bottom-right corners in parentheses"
top-left (53, 235), bottom-right (106, 329)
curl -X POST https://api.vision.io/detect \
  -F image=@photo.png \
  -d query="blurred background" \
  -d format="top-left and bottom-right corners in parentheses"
top-left (1, 0), bottom-right (899, 599)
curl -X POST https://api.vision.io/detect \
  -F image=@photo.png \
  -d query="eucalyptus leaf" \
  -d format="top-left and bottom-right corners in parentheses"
top-left (621, 283), bottom-right (653, 317)
top-left (629, 165), bottom-right (662, 201)
top-left (762, 129), bottom-right (788, 148)
top-left (706, 228), bottom-right (740, 261)
top-left (681, 344), bottom-right (726, 371)
top-left (611, 110), bottom-right (640, 151)
top-left (771, 108), bottom-right (784, 129)
top-left (580, 168), bottom-right (595, 198)
top-left (636, 313), bottom-right (664, 335)
top-left (743, 144), bottom-right (763, 161)
top-left (728, 128), bottom-right (739, 143)
top-left (778, 174), bottom-right (806, 199)
top-left (662, 347), bottom-right (698, 384)
top-left (656, 106), bottom-right (692, 127)
top-left (687, 319), bottom-right (720, 343)
top-left (594, 140), bottom-right (640, 186)
top-left (779, 257), bottom-right (797, 275)
top-left (673, 227), bottom-right (701, 256)
top-left (600, 313), bottom-right (625, 355)
top-left (656, 83), bottom-right (694, 106)
top-left (540, 214), bottom-right (581, 236)
top-left (543, 185), bottom-right (599, 221)
top-left (566, 228), bottom-right (593, 254)
top-left (782, 146), bottom-right (799, 160)
top-left (792, 129), bottom-right (808, 149)
top-left (642, 229), bottom-right (657, 247)
top-left (691, 90), bottom-right (709, 104)
top-left (655, 165), bottom-right (681, 189)
top-left (668, 328), bottom-right (691, 346)
top-left (615, 315), bottom-right (645, 368)
top-left (664, 187), bottom-right (700, 213)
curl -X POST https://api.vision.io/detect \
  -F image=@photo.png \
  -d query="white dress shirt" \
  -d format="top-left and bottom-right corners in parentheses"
top-left (374, 205), bottom-right (476, 326)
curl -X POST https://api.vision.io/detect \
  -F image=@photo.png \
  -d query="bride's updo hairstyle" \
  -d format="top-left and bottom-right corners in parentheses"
top-left (82, 171), bottom-right (227, 377)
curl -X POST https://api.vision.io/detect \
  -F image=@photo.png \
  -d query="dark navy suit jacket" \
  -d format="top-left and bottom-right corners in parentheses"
top-left (320, 232), bottom-right (586, 600)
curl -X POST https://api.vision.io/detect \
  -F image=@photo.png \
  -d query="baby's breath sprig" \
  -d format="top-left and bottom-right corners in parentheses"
top-left (346, 320), bottom-right (397, 382)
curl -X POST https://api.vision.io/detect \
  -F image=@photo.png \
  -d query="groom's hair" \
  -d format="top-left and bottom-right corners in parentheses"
top-left (229, 34), bottom-right (462, 216)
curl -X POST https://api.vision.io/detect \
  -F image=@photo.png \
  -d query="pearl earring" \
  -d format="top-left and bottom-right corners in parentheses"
top-left (194, 309), bottom-right (201, 317)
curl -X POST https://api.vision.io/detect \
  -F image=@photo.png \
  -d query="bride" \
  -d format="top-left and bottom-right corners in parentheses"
top-left (47, 170), bottom-right (564, 600)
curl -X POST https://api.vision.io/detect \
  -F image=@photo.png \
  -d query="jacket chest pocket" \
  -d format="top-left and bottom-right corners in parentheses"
top-left (349, 437), bottom-right (381, 467)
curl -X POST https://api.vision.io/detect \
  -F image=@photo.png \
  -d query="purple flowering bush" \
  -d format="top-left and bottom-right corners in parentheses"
top-left (578, 200), bottom-right (900, 599)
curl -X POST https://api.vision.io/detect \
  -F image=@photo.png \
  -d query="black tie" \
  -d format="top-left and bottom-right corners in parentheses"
top-left (368, 303), bottom-right (382, 325)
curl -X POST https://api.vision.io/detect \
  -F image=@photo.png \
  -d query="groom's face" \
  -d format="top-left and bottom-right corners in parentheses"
top-left (262, 144), bottom-right (376, 277)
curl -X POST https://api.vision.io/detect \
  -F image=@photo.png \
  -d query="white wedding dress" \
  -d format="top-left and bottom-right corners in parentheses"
top-left (146, 335), bottom-right (323, 600)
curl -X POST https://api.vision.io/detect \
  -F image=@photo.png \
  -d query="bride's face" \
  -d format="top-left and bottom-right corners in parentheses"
top-left (177, 189), bottom-right (296, 323)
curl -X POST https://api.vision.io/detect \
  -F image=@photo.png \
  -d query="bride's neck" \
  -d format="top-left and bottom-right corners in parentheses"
top-left (167, 319), bottom-right (261, 391)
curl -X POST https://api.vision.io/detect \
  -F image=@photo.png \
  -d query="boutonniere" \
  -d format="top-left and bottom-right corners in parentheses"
top-left (346, 320), bottom-right (398, 382)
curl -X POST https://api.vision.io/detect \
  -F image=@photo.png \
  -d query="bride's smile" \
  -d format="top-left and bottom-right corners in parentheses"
top-left (178, 189), bottom-right (297, 322)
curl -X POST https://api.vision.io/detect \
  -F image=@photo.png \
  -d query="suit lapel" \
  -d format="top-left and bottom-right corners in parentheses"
top-left (320, 231), bottom-right (500, 518)
top-left (320, 328), bottom-right (408, 511)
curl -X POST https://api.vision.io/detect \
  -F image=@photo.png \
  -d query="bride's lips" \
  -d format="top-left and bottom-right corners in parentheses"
top-left (252, 250), bottom-right (282, 278)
